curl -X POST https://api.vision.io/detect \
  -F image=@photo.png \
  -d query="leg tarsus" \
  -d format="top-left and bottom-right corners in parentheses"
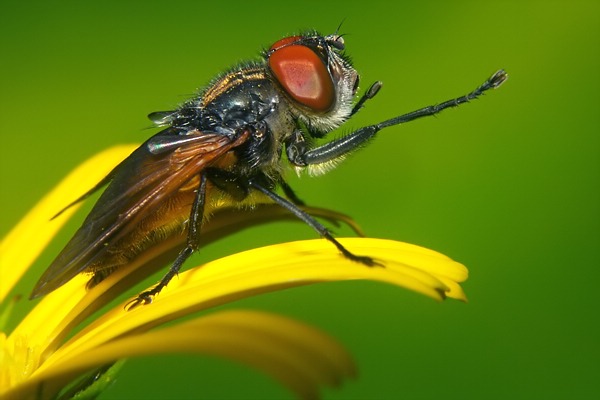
top-left (125, 246), bottom-right (193, 310)
top-left (324, 230), bottom-right (383, 267)
top-left (351, 81), bottom-right (383, 116)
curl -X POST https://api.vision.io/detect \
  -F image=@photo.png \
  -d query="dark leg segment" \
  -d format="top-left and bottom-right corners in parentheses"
top-left (377, 69), bottom-right (507, 129)
top-left (298, 70), bottom-right (507, 167)
top-left (126, 174), bottom-right (208, 309)
top-left (249, 180), bottom-right (380, 266)
top-left (280, 180), bottom-right (306, 206)
top-left (351, 81), bottom-right (383, 116)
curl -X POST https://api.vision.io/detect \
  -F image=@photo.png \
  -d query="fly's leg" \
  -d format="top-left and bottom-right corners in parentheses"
top-left (86, 268), bottom-right (116, 290)
top-left (309, 81), bottom-right (383, 139)
top-left (287, 70), bottom-right (507, 168)
top-left (281, 70), bottom-right (507, 267)
top-left (351, 81), bottom-right (383, 116)
top-left (126, 174), bottom-right (207, 310)
top-left (249, 180), bottom-right (381, 267)
top-left (280, 180), bottom-right (306, 206)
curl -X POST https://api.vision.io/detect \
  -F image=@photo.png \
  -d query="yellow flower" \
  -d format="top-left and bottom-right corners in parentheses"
top-left (0, 146), bottom-right (468, 400)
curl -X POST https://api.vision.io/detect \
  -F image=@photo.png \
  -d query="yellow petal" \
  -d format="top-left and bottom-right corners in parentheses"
top-left (2, 144), bottom-right (468, 400)
top-left (36, 237), bottom-right (465, 375)
top-left (7, 207), bottom-right (366, 365)
top-left (7, 310), bottom-right (355, 400)
top-left (7, 274), bottom-right (89, 362)
top-left (0, 145), bottom-right (138, 303)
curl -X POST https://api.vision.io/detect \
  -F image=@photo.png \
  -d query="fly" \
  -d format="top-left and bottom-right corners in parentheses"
top-left (30, 31), bottom-right (507, 308)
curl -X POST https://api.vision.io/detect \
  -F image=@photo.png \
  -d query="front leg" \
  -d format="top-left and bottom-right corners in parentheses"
top-left (350, 81), bottom-right (383, 117)
top-left (288, 70), bottom-right (507, 170)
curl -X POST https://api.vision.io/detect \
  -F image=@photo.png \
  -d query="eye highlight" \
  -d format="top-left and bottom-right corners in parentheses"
top-left (268, 37), bottom-right (335, 112)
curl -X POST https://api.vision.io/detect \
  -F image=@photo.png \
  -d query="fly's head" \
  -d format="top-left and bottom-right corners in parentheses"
top-left (266, 33), bottom-right (359, 134)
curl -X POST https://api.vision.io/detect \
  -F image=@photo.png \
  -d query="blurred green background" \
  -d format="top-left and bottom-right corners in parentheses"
top-left (1, 0), bottom-right (598, 399)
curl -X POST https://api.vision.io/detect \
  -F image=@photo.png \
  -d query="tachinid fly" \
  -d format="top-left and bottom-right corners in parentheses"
top-left (30, 31), bottom-right (507, 308)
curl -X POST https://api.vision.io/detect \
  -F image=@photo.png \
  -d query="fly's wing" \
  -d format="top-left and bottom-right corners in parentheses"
top-left (30, 129), bottom-right (250, 298)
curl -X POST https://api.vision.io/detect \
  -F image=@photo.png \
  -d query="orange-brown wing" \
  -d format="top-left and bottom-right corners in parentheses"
top-left (31, 130), bottom-right (249, 298)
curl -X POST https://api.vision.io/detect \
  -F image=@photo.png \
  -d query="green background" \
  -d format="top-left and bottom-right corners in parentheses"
top-left (1, 0), bottom-right (598, 399)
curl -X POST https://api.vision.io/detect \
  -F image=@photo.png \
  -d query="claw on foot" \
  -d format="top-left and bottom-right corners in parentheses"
top-left (124, 291), bottom-right (155, 311)
top-left (342, 250), bottom-right (384, 268)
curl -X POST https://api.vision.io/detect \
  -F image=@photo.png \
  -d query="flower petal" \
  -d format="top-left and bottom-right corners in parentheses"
top-left (38, 238), bottom-right (466, 374)
top-left (7, 205), bottom-right (369, 372)
top-left (2, 143), bottom-right (467, 400)
top-left (7, 310), bottom-right (355, 400)
top-left (0, 145), bottom-right (138, 303)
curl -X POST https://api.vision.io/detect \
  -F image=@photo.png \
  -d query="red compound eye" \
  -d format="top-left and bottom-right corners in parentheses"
top-left (269, 37), bottom-right (335, 112)
top-left (270, 35), bottom-right (303, 50)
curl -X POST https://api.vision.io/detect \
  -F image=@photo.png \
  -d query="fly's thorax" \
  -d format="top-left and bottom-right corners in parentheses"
top-left (201, 64), bottom-right (268, 105)
top-left (197, 65), bottom-right (281, 134)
